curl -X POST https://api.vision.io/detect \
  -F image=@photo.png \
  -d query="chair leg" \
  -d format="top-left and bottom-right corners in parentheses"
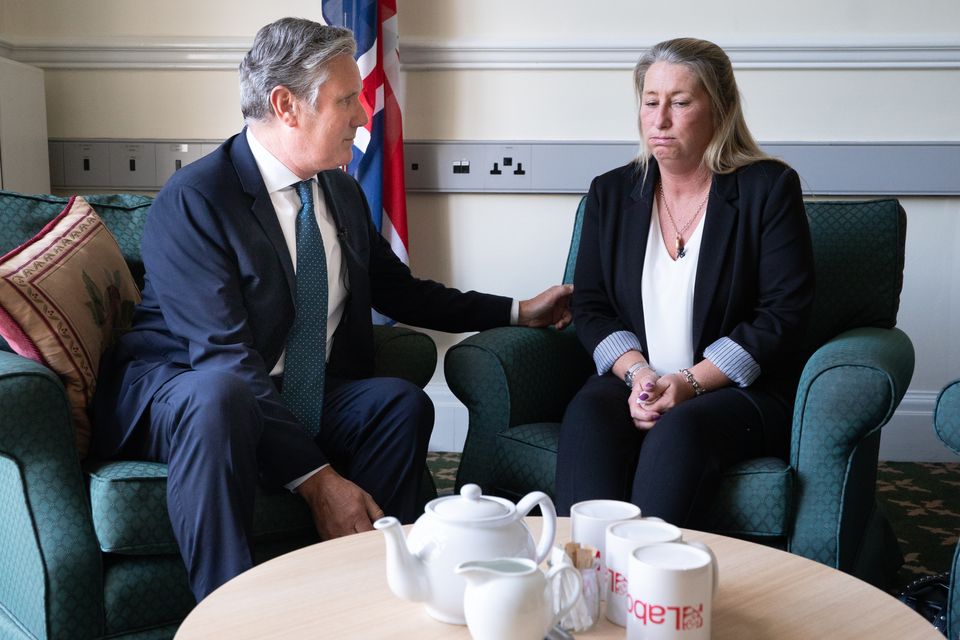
top-left (851, 501), bottom-right (904, 590)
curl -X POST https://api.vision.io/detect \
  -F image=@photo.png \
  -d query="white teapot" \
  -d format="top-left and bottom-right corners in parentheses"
top-left (374, 484), bottom-right (557, 624)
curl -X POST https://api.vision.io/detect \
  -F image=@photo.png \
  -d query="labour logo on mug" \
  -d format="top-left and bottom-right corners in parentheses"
top-left (628, 596), bottom-right (705, 631)
top-left (607, 567), bottom-right (629, 596)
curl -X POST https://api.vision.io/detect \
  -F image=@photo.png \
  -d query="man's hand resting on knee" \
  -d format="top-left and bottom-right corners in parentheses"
top-left (297, 466), bottom-right (385, 540)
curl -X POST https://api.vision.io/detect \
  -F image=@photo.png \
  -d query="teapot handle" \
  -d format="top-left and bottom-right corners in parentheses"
top-left (515, 491), bottom-right (557, 564)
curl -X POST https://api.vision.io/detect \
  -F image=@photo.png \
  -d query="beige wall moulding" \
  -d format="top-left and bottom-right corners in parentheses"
top-left (1, 36), bottom-right (959, 70)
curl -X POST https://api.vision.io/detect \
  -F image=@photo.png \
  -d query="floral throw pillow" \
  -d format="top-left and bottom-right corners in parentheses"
top-left (0, 196), bottom-right (141, 458)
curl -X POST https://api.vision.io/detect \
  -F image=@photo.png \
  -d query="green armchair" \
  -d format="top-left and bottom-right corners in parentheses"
top-left (0, 190), bottom-right (438, 640)
top-left (933, 378), bottom-right (960, 637)
top-left (445, 197), bottom-right (913, 588)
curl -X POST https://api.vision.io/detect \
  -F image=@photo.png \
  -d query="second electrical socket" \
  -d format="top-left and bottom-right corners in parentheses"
top-left (484, 144), bottom-right (531, 190)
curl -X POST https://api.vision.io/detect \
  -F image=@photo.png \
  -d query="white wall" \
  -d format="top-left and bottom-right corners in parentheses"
top-left (2, 0), bottom-right (957, 458)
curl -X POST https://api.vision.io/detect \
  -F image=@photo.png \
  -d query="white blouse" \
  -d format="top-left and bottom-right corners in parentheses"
top-left (640, 198), bottom-right (705, 376)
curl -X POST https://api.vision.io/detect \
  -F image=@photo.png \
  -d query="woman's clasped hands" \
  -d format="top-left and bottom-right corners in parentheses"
top-left (628, 370), bottom-right (697, 430)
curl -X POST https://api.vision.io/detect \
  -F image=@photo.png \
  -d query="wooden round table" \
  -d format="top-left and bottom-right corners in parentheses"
top-left (176, 518), bottom-right (939, 639)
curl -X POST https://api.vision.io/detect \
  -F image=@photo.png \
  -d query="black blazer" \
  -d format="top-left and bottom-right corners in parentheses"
top-left (93, 130), bottom-right (511, 458)
top-left (573, 159), bottom-right (815, 404)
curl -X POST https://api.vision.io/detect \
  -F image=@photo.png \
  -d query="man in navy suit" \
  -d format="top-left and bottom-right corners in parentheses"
top-left (92, 17), bottom-right (571, 601)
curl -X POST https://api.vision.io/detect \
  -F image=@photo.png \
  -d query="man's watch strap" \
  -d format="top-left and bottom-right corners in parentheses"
top-left (624, 361), bottom-right (654, 389)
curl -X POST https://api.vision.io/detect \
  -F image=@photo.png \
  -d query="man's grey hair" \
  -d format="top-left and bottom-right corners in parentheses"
top-left (239, 17), bottom-right (356, 122)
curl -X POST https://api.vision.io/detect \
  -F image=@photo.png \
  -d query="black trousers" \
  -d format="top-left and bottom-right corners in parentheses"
top-left (122, 370), bottom-right (432, 601)
top-left (554, 373), bottom-right (789, 526)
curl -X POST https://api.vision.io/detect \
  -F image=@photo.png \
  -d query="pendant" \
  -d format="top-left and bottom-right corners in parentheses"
top-left (676, 235), bottom-right (686, 259)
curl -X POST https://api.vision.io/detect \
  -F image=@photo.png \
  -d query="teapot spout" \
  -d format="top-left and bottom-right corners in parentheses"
top-left (374, 516), bottom-right (430, 603)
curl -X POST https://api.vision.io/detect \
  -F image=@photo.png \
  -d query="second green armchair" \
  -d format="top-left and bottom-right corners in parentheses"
top-left (445, 197), bottom-right (913, 588)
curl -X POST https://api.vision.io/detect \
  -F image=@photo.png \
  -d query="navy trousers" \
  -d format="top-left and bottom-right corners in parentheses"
top-left (554, 374), bottom-right (789, 526)
top-left (122, 370), bottom-right (433, 601)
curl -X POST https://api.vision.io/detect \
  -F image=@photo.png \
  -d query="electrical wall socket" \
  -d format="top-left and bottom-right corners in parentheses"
top-left (483, 144), bottom-right (531, 191)
top-left (156, 142), bottom-right (205, 186)
top-left (63, 142), bottom-right (111, 187)
top-left (108, 142), bottom-right (157, 188)
top-left (405, 142), bottom-right (486, 191)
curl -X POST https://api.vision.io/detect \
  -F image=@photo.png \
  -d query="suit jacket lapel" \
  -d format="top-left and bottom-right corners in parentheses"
top-left (628, 165), bottom-right (657, 350)
top-left (692, 171), bottom-right (738, 354)
top-left (231, 130), bottom-right (297, 299)
top-left (317, 170), bottom-right (364, 270)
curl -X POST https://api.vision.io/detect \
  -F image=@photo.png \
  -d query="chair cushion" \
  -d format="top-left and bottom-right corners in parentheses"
top-left (102, 554), bottom-right (195, 635)
top-left (493, 423), bottom-right (561, 499)
top-left (0, 190), bottom-right (151, 288)
top-left (0, 197), bottom-right (141, 457)
top-left (803, 199), bottom-right (906, 349)
top-left (701, 457), bottom-right (793, 538)
top-left (87, 460), bottom-right (316, 555)
top-left (562, 196), bottom-right (589, 284)
top-left (495, 423), bottom-right (791, 537)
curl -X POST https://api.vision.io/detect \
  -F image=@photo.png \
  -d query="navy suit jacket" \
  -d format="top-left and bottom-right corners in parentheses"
top-left (93, 131), bottom-right (511, 465)
top-left (573, 159), bottom-right (815, 407)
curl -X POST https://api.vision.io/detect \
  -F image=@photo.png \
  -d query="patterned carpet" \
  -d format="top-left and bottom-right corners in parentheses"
top-left (426, 451), bottom-right (460, 496)
top-left (878, 461), bottom-right (960, 592)
top-left (426, 454), bottom-right (960, 594)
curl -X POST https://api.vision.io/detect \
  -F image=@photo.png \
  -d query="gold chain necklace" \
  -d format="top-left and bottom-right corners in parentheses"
top-left (657, 181), bottom-right (710, 259)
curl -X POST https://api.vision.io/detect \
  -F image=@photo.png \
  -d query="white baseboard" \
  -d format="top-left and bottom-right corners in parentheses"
top-left (425, 384), bottom-right (957, 462)
top-left (880, 391), bottom-right (959, 462)
top-left (425, 383), bottom-right (469, 453)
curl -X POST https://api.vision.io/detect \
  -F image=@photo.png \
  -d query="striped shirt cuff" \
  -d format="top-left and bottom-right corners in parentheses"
top-left (593, 331), bottom-right (643, 375)
top-left (703, 337), bottom-right (761, 388)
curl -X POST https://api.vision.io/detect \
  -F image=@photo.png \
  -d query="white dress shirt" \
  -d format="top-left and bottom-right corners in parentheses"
top-left (246, 128), bottom-right (350, 488)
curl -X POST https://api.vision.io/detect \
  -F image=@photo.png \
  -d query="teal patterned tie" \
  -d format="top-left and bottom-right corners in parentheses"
top-left (281, 179), bottom-right (328, 437)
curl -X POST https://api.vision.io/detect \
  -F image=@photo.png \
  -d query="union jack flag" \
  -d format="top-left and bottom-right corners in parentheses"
top-left (322, 0), bottom-right (409, 268)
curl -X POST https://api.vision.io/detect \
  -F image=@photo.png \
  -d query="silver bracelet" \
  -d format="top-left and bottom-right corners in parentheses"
top-left (624, 361), bottom-right (654, 389)
top-left (678, 368), bottom-right (705, 396)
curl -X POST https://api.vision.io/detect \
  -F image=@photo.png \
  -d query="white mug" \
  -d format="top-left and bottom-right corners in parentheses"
top-left (604, 518), bottom-right (682, 627)
top-left (626, 541), bottom-right (719, 640)
top-left (569, 499), bottom-right (641, 600)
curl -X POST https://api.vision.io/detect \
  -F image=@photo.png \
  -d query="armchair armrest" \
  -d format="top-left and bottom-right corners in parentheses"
top-left (788, 326), bottom-right (914, 570)
top-left (934, 378), bottom-right (960, 454)
top-left (0, 351), bottom-right (103, 640)
top-left (444, 326), bottom-right (593, 491)
top-left (372, 325), bottom-right (437, 388)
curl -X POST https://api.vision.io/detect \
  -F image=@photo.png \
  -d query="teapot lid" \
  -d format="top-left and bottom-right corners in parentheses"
top-left (428, 484), bottom-right (515, 523)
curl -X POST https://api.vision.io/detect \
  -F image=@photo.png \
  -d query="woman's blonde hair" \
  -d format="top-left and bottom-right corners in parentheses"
top-left (633, 38), bottom-right (773, 175)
